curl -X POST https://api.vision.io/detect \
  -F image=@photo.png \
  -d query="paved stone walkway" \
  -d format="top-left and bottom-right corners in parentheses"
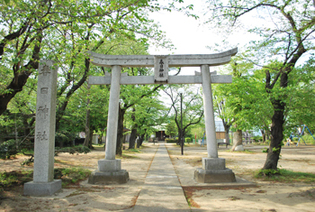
top-left (132, 143), bottom-right (190, 212)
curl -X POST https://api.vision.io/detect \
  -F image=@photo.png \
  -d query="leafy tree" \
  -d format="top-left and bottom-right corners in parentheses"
top-left (206, 0), bottom-right (315, 171)
top-left (0, 0), bottom-right (181, 116)
top-left (127, 96), bottom-right (167, 149)
top-left (165, 120), bottom-right (177, 138)
top-left (0, 0), bottom-right (193, 152)
top-left (214, 58), bottom-right (272, 150)
top-left (117, 81), bottom-right (163, 154)
top-left (284, 59), bottom-right (315, 135)
top-left (164, 85), bottom-right (204, 144)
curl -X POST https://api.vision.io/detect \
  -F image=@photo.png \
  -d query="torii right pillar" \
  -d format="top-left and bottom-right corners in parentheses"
top-left (194, 65), bottom-right (236, 183)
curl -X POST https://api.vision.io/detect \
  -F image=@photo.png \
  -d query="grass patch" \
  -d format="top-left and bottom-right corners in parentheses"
top-left (0, 170), bottom-right (33, 192)
top-left (55, 167), bottom-right (91, 187)
top-left (116, 154), bottom-right (138, 159)
top-left (55, 146), bottom-right (91, 155)
top-left (115, 148), bottom-right (142, 159)
top-left (223, 149), bottom-right (255, 154)
top-left (92, 144), bottom-right (105, 148)
top-left (124, 148), bottom-right (141, 153)
top-left (255, 169), bottom-right (315, 183)
top-left (0, 167), bottom-right (91, 192)
top-left (18, 149), bottom-right (34, 155)
top-left (55, 159), bottom-right (76, 166)
top-left (243, 149), bottom-right (255, 154)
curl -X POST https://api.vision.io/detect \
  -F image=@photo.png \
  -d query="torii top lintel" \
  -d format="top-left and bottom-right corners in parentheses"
top-left (89, 48), bottom-right (237, 67)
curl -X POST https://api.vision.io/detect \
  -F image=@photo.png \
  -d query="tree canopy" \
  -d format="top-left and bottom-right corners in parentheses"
top-left (206, 0), bottom-right (315, 170)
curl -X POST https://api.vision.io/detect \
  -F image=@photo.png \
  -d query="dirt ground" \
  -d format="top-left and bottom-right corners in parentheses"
top-left (0, 143), bottom-right (315, 212)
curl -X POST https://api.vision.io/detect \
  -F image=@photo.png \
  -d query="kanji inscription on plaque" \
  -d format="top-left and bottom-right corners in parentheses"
top-left (154, 56), bottom-right (168, 82)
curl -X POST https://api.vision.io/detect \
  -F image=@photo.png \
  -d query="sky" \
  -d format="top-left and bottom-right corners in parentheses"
top-left (147, 1), bottom-right (253, 128)
top-left (146, 1), bottom-right (312, 132)
top-left (147, 0), bottom-right (255, 75)
top-left (148, 1), bottom-right (312, 68)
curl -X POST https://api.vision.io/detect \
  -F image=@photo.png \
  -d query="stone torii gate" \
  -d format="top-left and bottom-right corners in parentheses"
top-left (88, 48), bottom-right (238, 184)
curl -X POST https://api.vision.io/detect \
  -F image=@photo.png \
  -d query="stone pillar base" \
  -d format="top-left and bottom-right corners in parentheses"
top-left (24, 179), bottom-right (62, 196)
top-left (88, 170), bottom-right (129, 184)
top-left (194, 168), bottom-right (236, 183)
top-left (98, 159), bottom-right (121, 171)
top-left (88, 159), bottom-right (129, 184)
top-left (195, 158), bottom-right (236, 183)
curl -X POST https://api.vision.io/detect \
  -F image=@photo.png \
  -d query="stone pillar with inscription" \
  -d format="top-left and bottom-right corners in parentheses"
top-left (194, 65), bottom-right (236, 183)
top-left (24, 60), bottom-right (62, 196)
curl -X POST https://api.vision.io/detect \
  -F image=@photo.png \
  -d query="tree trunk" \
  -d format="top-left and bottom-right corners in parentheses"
top-left (263, 72), bottom-right (288, 170)
top-left (55, 58), bottom-right (90, 132)
top-left (0, 66), bottom-right (37, 116)
top-left (83, 85), bottom-right (91, 147)
top-left (177, 129), bottom-right (181, 145)
top-left (129, 128), bottom-right (137, 149)
top-left (262, 100), bottom-right (284, 170)
top-left (128, 108), bottom-right (137, 149)
top-left (231, 129), bottom-right (242, 151)
top-left (83, 114), bottom-right (91, 147)
top-left (116, 106), bottom-right (125, 155)
top-left (260, 129), bottom-right (266, 142)
top-left (137, 133), bottom-right (145, 148)
top-left (0, 31), bottom-right (42, 116)
top-left (223, 123), bottom-right (231, 144)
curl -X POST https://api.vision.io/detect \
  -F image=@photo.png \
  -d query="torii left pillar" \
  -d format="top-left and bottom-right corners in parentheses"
top-left (88, 65), bottom-right (129, 184)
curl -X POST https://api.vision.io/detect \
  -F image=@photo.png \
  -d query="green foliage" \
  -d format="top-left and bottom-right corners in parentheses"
top-left (185, 137), bottom-right (191, 143)
top-left (124, 148), bottom-right (141, 153)
top-left (257, 169), bottom-right (280, 176)
top-left (55, 168), bottom-right (91, 187)
top-left (262, 148), bottom-right (268, 153)
top-left (165, 121), bottom-right (177, 138)
top-left (165, 138), bottom-right (177, 143)
top-left (190, 124), bottom-right (205, 140)
top-left (256, 169), bottom-right (315, 183)
top-left (164, 85), bottom-right (204, 141)
top-left (207, 0), bottom-right (315, 171)
top-left (0, 170), bottom-right (33, 192)
top-left (284, 60), bottom-right (315, 136)
top-left (272, 147), bottom-right (281, 153)
top-left (0, 139), bottom-right (18, 159)
top-left (0, 0), bottom-right (186, 150)
top-left (213, 57), bottom-right (272, 132)
top-left (0, 168), bottom-right (91, 191)
top-left (302, 134), bottom-right (315, 145)
top-left (252, 136), bottom-right (262, 143)
top-left (55, 131), bottom-right (77, 147)
top-left (55, 146), bottom-right (91, 155)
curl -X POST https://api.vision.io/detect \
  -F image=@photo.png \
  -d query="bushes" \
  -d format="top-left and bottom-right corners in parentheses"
top-left (55, 131), bottom-right (77, 147)
top-left (0, 139), bottom-right (18, 159)
top-left (252, 136), bottom-right (262, 143)
top-left (55, 145), bottom-right (91, 155)
top-left (0, 168), bottom-right (91, 191)
top-left (301, 134), bottom-right (315, 145)
top-left (165, 138), bottom-right (191, 143)
top-left (165, 138), bottom-right (177, 143)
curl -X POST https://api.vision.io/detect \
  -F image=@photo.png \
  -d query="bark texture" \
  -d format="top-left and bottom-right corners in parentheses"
top-left (231, 129), bottom-right (242, 151)
top-left (262, 73), bottom-right (287, 170)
